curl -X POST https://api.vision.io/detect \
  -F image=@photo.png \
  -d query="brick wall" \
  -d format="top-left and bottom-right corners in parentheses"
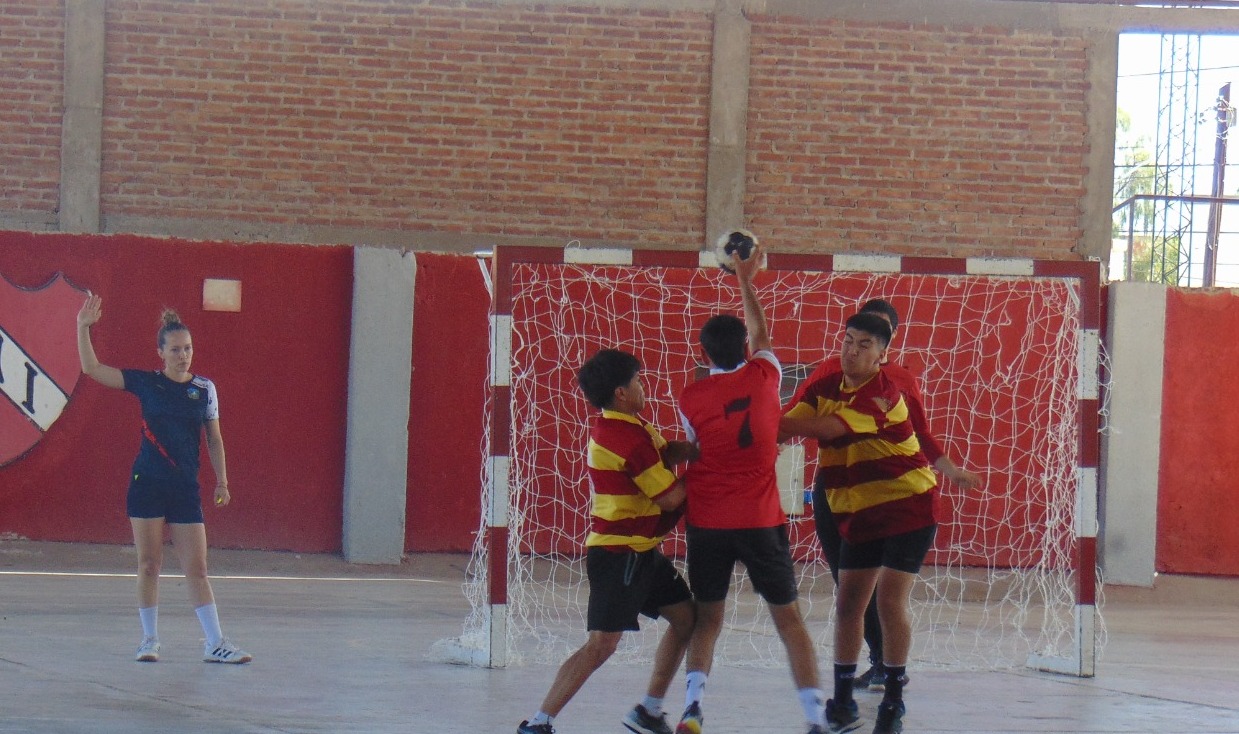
top-left (0, 1), bottom-right (63, 213)
top-left (102, 0), bottom-right (712, 246)
top-left (747, 17), bottom-right (1090, 258)
top-left (3, 3), bottom-right (1097, 258)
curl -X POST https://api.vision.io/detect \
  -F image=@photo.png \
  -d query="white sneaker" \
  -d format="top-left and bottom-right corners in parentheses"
top-left (203, 638), bottom-right (253, 664)
top-left (136, 637), bottom-right (160, 662)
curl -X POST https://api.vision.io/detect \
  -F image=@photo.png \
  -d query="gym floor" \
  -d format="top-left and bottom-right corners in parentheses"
top-left (2, 540), bottom-right (1237, 734)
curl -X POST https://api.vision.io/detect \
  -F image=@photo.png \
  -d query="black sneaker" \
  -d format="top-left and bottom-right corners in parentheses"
top-left (854, 663), bottom-right (887, 691)
top-left (517, 721), bottom-right (554, 734)
top-left (824, 698), bottom-right (862, 733)
top-left (624, 703), bottom-right (673, 734)
top-left (872, 701), bottom-right (905, 734)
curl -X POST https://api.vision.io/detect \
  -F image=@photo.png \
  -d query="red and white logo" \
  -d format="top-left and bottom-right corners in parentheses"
top-left (0, 273), bottom-right (87, 466)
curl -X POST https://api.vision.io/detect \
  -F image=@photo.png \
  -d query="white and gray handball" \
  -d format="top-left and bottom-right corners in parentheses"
top-left (714, 229), bottom-right (758, 273)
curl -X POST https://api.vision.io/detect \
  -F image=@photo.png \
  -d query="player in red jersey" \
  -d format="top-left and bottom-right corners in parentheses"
top-left (782, 312), bottom-right (942, 734)
top-left (674, 242), bottom-right (828, 734)
top-left (518, 349), bottom-right (697, 734)
top-left (789, 299), bottom-right (981, 692)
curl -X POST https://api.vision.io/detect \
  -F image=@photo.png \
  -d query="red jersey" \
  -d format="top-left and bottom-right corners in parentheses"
top-left (788, 356), bottom-right (945, 463)
top-left (787, 369), bottom-right (937, 543)
top-left (678, 352), bottom-right (785, 529)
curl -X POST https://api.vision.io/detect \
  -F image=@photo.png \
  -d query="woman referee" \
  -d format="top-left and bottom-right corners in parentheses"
top-left (76, 293), bottom-right (252, 664)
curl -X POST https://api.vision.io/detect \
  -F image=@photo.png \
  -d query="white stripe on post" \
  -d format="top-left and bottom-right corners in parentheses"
top-left (564, 247), bottom-right (633, 265)
top-left (1078, 329), bottom-right (1100, 400)
top-left (966, 257), bottom-right (1035, 276)
top-left (833, 253), bottom-right (901, 273)
top-left (491, 314), bottom-right (511, 388)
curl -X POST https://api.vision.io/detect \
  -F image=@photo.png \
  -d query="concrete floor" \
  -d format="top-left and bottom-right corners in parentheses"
top-left (2, 540), bottom-right (1237, 734)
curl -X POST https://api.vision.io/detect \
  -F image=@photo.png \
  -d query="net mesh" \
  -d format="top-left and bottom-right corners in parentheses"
top-left (443, 259), bottom-right (1098, 671)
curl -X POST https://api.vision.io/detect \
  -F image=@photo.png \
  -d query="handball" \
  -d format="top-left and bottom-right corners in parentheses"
top-left (714, 229), bottom-right (757, 273)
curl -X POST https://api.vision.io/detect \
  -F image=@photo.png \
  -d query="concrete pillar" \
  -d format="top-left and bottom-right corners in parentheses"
top-left (60, 0), bottom-right (105, 234)
top-left (343, 247), bottom-right (416, 563)
top-left (1099, 281), bottom-right (1166, 587)
top-left (704, 1), bottom-right (751, 248)
top-left (1080, 30), bottom-right (1120, 266)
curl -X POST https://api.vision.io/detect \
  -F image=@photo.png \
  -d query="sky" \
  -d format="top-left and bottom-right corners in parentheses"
top-left (1114, 33), bottom-right (1239, 285)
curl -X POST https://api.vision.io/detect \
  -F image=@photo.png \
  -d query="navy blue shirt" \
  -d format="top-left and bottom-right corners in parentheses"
top-left (122, 369), bottom-right (219, 482)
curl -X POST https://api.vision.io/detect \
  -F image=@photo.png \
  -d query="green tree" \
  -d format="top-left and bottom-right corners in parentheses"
top-left (1113, 108), bottom-right (1158, 237)
top-left (1113, 107), bottom-right (1183, 284)
top-left (1129, 234), bottom-right (1185, 285)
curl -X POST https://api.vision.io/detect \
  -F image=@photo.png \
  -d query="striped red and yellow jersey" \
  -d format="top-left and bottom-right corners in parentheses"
top-left (788, 356), bottom-right (946, 463)
top-left (788, 368), bottom-right (937, 543)
top-left (584, 409), bottom-right (679, 552)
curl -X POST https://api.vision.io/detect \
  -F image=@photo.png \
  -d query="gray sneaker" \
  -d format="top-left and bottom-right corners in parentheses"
top-left (623, 704), bottom-right (673, 734)
top-left (855, 663), bottom-right (887, 691)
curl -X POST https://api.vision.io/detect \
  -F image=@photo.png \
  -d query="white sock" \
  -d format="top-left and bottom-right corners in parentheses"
top-left (641, 695), bottom-right (663, 716)
top-left (194, 603), bottom-right (224, 647)
top-left (529, 712), bottom-right (552, 726)
top-left (138, 606), bottom-right (158, 639)
top-left (798, 687), bottom-right (826, 726)
top-left (685, 670), bottom-right (707, 708)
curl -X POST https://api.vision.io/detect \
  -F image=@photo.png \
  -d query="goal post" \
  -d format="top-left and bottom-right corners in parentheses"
top-left (434, 245), bottom-right (1101, 677)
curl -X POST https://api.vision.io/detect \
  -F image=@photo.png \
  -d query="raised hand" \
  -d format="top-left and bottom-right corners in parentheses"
top-left (733, 241), bottom-right (764, 283)
top-left (77, 292), bottom-right (103, 328)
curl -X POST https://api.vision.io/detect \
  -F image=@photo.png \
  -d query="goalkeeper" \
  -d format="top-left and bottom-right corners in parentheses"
top-left (517, 348), bottom-right (697, 734)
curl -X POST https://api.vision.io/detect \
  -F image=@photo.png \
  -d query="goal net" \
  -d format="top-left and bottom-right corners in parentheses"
top-left (434, 247), bottom-right (1101, 677)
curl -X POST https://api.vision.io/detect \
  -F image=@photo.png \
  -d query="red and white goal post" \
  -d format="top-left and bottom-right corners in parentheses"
top-left (432, 245), bottom-right (1101, 678)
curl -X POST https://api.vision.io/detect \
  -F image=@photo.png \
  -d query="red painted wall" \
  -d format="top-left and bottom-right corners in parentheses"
top-left (0, 231), bottom-right (352, 552)
top-left (406, 253), bottom-right (488, 552)
top-left (1157, 288), bottom-right (1239, 575)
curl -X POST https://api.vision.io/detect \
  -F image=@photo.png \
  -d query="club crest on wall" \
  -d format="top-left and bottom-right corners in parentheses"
top-left (0, 273), bottom-right (88, 466)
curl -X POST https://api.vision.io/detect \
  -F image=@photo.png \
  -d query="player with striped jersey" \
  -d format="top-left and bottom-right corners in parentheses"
top-left (788, 299), bottom-right (981, 693)
top-left (781, 312), bottom-right (940, 734)
top-left (518, 349), bottom-right (697, 734)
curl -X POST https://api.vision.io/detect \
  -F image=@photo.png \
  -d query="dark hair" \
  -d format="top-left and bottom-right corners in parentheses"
top-left (845, 311), bottom-right (893, 347)
top-left (699, 314), bottom-right (747, 370)
top-left (577, 349), bottom-right (641, 410)
top-left (858, 298), bottom-right (899, 332)
top-left (158, 308), bottom-right (189, 348)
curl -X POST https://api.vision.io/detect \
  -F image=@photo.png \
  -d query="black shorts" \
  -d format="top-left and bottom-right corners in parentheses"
top-left (685, 525), bottom-right (798, 606)
top-left (127, 470), bottom-right (204, 524)
top-left (838, 524), bottom-right (937, 574)
top-left (811, 483), bottom-right (843, 581)
top-left (585, 546), bottom-right (692, 633)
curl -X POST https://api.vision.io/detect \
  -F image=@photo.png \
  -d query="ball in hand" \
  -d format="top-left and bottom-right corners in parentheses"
top-left (714, 230), bottom-right (757, 273)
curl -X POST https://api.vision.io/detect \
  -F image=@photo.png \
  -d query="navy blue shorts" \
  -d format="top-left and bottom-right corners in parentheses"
top-left (126, 470), bottom-right (204, 524)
